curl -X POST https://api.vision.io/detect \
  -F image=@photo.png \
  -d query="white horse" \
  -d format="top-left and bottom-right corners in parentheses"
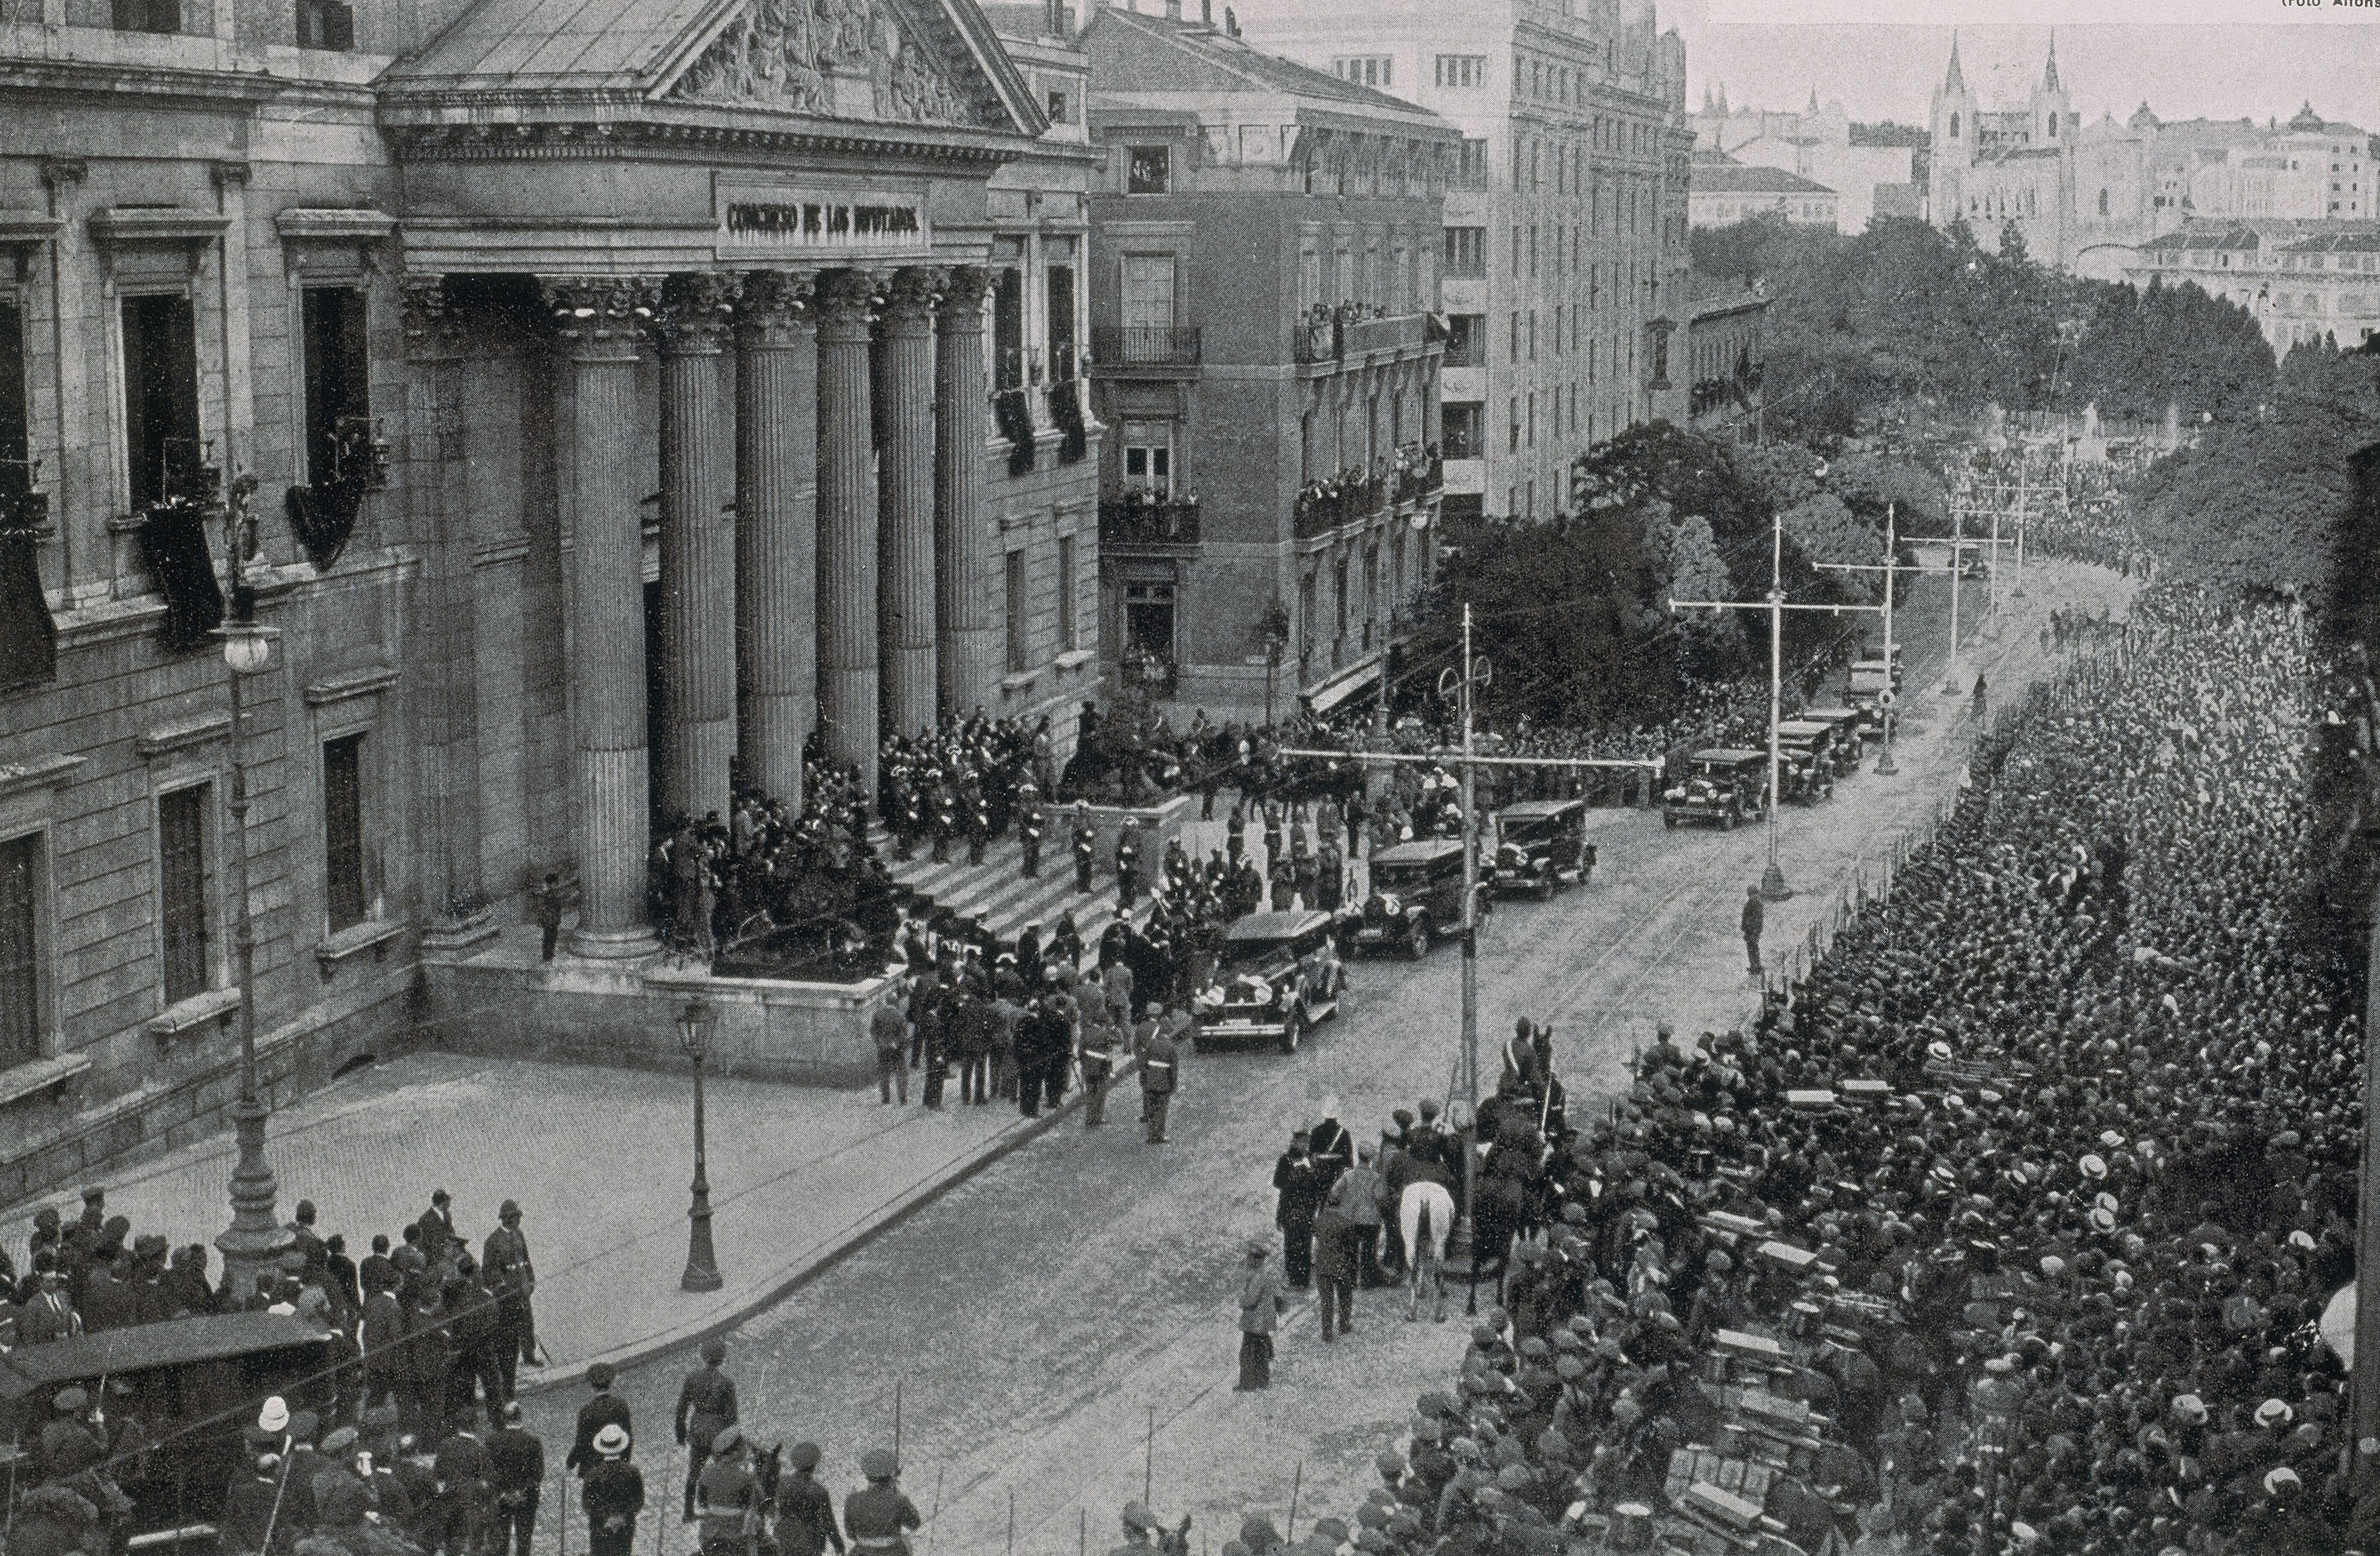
top-left (1400, 1179), bottom-right (1456, 1322)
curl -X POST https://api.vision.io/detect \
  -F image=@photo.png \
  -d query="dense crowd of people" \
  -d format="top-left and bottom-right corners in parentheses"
top-left (1215, 584), bottom-right (2366, 1556)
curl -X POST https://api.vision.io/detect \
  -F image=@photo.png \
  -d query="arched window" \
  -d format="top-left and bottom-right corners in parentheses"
top-left (1950, 112), bottom-right (1960, 140)
top-left (2097, 187), bottom-right (2111, 216)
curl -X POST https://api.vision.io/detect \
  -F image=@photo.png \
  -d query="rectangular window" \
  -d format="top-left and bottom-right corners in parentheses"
top-left (1120, 253), bottom-right (1176, 352)
top-left (1508, 398), bottom-right (1520, 452)
top-left (323, 733), bottom-right (367, 933)
top-left (112, 0), bottom-right (179, 32)
top-left (0, 834), bottom-right (39, 1069)
top-left (1046, 86), bottom-right (1074, 125)
top-left (1005, 550), bottom-right (1029, 674)
top-left (0, 298), bottom-right (28, 518)
top-left (1333, 556), bottom-right (1350, 642)
top-left (1057, 534), bottom-right (1077, 648)
top-left (993, 264), bottom-right (1026, 389)
top-left (1509, 312), bottom-right (1520, 357)
top-left (300, 287), bottom-right (370, 487)
top-left (296, 0), bottom-right (353, 48)
top-left (1458, 139), bottom-right (1490, 187)
top-left (1445, 313), bottom-right (1483, 367)
top-left (157, 785), bottom-right (211, 1007)
top-left (1333, 56), bottom-right (1392, 87)
top-left (1046, 263), bottom-right (1077, 381)
top-left (1126, 145), bottom-right (1171, 195)
top-left (1121, 419), bottom-right (1173, 496)
top-left (121, 293), bottom-right (200, 510)
top-left (1441, 401), bottom-right (1483, 460)
top-left (1441, 227), bottom-right (1486, 277)
top-left (1435, 54), bottom-right (1485, 88)
top-left (1124, 582), bottom-right (1175, 662)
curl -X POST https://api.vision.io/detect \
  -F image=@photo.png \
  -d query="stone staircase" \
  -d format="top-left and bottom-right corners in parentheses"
top-left (873, 825), bottom-right (1133, 952)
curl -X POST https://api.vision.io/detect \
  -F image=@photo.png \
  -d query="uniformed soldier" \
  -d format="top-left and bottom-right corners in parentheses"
top-left (773, 1443), bottom-right (842, 1556)
top-left (1018, 784), bottom-right (1044, 879)
top-left (1072, 805), bottom-right (1098, 894)
top-left (1115, 819), bottom-right (1142, 909)
top-left (1268, 854), bottom-right (1293, 913)
top-left (1078, 999), bottom-right (1118, 1129)
top-left (892, 768), bottom-right (924, 862)
top-left (963, 778), bottom-right (991, 866)
top-left (841, 1450), bottom-right (922, 1556)
top-left (694, 1426), bottom-right (757, 1556)
top-left (1316, 840), bottom-right (1344, 912)
top-left (1260, 801), bottom-right (1284, 864)
top-left (581, 1426), bottom-right (644, 1556)
top-left (928, 772), bottom-right (956, 864)
top-left (673, 1339), bottom-right (738, 1523)
top-left (1138, 1003), bottom-right (1179, 1145)
top-left (1225, 805), bottom-right (1246, 866)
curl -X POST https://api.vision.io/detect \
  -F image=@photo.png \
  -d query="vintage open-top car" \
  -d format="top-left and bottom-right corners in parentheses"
top-left (1, 1312), bottom-right (342, 1553)
top-left (1345, 837), bottom-right (1483, 958)
top-left (1776, 720), bottom-right (1838, 802)
top-left (1663, 749), bottom-right (1771, 830)
top-left (1490, 799), bottom-right (1598, 899)
top-left (1193, 909), bottom-right (1344, 1051)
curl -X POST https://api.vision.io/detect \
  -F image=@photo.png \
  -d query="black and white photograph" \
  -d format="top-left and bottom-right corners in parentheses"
top-left (2, 0), bottom-right (2379, 1550)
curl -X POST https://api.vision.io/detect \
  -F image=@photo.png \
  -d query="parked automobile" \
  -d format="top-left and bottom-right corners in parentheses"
top-left (1800, 707), bottom-right (1868, 769)
top-left (1663, 749), bottom-right (1771, 830)
top-left (1489, 799), bottom-right (1597, 899)
top-left (1345, 838), bottom-right (1483, 958)
top-left (1192, 909), bottom-right (1344, 1052)
top-left (1776, 721), bottom-right (1838, 803)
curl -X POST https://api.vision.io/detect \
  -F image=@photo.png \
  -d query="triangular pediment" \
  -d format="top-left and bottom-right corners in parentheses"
top-left (660, 0), bottom-right (1035, 133)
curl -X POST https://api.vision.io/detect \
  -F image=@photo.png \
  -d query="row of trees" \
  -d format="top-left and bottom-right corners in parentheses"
top-left (1689, 215), bottom-right (2276, 438)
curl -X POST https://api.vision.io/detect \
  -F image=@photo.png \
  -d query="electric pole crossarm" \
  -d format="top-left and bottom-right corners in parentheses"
top-left (1273, 747), bottom-right (1663, 774)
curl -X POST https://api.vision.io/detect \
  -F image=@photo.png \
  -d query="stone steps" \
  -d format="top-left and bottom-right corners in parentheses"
top-left (872, 826), bottom-right (1130, 959)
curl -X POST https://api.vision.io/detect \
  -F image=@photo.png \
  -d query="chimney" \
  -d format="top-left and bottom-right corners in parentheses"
top-left (1164, 0), bottom-right (1180, 18)
top-left (1047, 0), bottom-right (1065, 34)
top-left (1200, 0), bottom-right (1211, 22)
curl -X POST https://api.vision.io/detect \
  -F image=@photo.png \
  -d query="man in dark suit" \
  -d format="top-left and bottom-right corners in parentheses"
top-left (567, 1364), bottom-right (634, 1480)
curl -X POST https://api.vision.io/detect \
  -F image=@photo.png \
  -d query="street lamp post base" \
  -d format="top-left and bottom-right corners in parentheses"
top-left (682, 1184), bottom-right (724, 1293)
top-left (1875, 746), bottom-right (1899, 776)
top-left (216, 1096), bottom-right (289, 1299)
top-left (1760, 859), bottom-right (1793, 901)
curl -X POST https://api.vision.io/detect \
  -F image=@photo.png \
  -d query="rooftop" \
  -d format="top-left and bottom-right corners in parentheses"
top-left (1691, 164), bottom-right (1834, 196)
top-left (1084, 7), bottom-right (1446, 126)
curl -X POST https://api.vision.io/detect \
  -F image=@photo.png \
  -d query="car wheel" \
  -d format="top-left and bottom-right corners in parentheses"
top-left (1281, 1012), bottom-right (1303, 1054)
top-left (1663, 814), bottom-right (1677, 830)
top-left (1722, 810), bottom-right (1737, 832)
top-left (1535, 874), bottom-right (1555, 902)
top-left (1405, 918), bottom-right (1430, 960)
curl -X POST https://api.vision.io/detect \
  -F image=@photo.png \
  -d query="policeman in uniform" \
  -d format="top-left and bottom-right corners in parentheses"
top-left (694, 1426), bottom-right (756, 1556)
top-left (1137, 1003), bottom-right (1179, 1145)
top-left (673, 1339), bottom-right (738, 1523)
top-left (1316, 839), bottom-right (1344, 912)
top-left (1078, 1000), bottom-right (1117, 1129)
top-left (1261, 801), bottom-right (1284, 865)
top-left (482, 1200), bottom-right (537, 1388)
top-left (1114, 818), bottom-right (1142, 910)
top-left (928, 772), bottom-right (956, 864)
top-left (1072, 804), bottom-right (1098, 894)
top-left (1017, 784), bottom-right (1045, 879)
top-left (1225, 804), bottom-right (1246, 866)
top-left (842, 1450), bottom-right (922, 1556)
top-left (962, 776), bottom-right (991, 867)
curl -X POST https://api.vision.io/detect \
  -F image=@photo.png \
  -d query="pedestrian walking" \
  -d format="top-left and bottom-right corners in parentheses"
top-left (673, 1338), bottom-right (737, 1523)
top-left (566, 1364), bottom-right (633, 1480)
top-left (870, 993), bottom-right (909, 1106)
top-left (1973, 671), bottom-right (1989, 722)
top-left (581, 1426), bottom-right (644, 1556)
top-left (1138, 1005), bottom-right (1178, 1144)
top-left (1271, 1130), bottom-right (1323, 1290)
top-left (1742, 885), bottom-right (1765, 979)
top-left (487, 1402), bottom-right (544, 1556)
top-left (841, 1450), bottom-right (922, 1556)
top-left (533, 873), bottom-right (574, 963)
top-left (1312, 1203), bottom-right (1355, 1342)
top-left (1234, 1242), bottom-right (1285, 1391)
top-left (482, 1200), bottom-right (538, 1382)
top-left (1328, 1144), bottom-right (1387, 1289)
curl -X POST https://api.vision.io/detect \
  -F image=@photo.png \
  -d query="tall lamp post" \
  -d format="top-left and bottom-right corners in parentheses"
top-left (678, 998), bottom-right (724, 1293)
top-left (1260, 598), bottom-right (1290, 730)
top-left (214, 473), bottom-right (289, 1297)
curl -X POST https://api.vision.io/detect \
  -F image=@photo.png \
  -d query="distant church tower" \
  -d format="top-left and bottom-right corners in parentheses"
top-left (2029, 30), bottom-right (2071, 150)
top-left (1928, 31), bottom-right (1974, 228)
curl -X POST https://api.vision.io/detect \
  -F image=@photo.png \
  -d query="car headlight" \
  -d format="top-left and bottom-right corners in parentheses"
top-left (1260, 983), bottom-right (1278, 1005)
top-left (1199, 985), bottom-right (1224, 1006)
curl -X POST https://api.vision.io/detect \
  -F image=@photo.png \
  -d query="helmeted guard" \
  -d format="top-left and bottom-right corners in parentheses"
top-left (962, 776), bottom-right (991, 866)
top-left (1115, 818), bottom-right (1142, 910)
top-left (1072, 803), bottom-right (1098, 894)
top-left (1018, 783), bottom-right (1045, 879)
top-left (1225, 804), bottom-right (1247, 865)
top-left (889, 762), bottom-right (922, 862)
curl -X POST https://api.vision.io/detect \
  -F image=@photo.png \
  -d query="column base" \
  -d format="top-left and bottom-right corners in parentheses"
top-left (571, 925), bottom-right (663, 960)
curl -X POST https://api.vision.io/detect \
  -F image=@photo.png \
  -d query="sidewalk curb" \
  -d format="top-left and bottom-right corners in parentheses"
top-left (513, 1057), bottom-right (1142, 1394)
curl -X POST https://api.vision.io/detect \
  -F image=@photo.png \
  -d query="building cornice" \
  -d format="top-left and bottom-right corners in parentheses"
top-left (380, 96), bottom-right (1039, 170)
top-left (0, 55), bottom-right (284, 108)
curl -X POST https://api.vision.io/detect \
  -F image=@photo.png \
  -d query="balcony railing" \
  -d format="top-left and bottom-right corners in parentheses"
top-left (1091, 326), bottom-right (1202, 367)
top-left (1293, 469), bottom-right (1387, 539)
top-left (1393, 447), bottom-right (1445, 504)
top-left (1099, 491), bottom-right (1201, 547)
top-left (1293, 306), bottom-right (1431, 364)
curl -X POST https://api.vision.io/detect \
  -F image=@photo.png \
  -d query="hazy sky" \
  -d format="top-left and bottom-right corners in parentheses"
top-left (1669, 7), bottom-right (2380, 134)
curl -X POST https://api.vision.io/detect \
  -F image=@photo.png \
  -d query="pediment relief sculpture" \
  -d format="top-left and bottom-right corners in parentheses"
top-left (672, 0), bottom-right (992, 128)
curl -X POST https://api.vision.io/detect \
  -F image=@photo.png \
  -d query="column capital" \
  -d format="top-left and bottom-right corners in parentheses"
top-left (815, 268), bottom-right (881, 344)
top-left (737, 269), bottom-right (816, 350)
top-left (880, 265), bottom-right (944, 334)
top-left (540, 274), bottom-right (661, 359)
top-left (938, 264), bottom-right (993, 318)
top-left (398, 274), bottom-right (467, 360)
top-left (653, 272), bottom-right (740, 356)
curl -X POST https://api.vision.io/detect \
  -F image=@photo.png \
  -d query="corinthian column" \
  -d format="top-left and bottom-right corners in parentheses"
top-left (734, 269), bottom-right (817, 810)
top-left (876, 266), bottom-right (941, 744)
top-left (543, 276), bottom-right (662, 956)
top-left (934, 265), bottom-right (995, 718)
top-left (652, 273), bottom-right (739, 827)
top-left (815, 268), bottom-right (881, 795)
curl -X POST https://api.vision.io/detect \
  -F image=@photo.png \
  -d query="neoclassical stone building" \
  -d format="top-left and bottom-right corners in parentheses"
top-left (0, 0), bottom-right (1102, 1196)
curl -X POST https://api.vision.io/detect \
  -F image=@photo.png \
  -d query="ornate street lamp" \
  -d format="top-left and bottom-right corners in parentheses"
top-left (678, 998), bottom-right (724, 1293)
top-left (214, 472), bottom-right (288, 1297)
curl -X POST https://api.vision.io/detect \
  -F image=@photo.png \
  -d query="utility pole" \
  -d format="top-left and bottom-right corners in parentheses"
top-left (1673, 510), bottom-right (1886, 903)
top-left (1454, 604), bottom-right (1483, 1312)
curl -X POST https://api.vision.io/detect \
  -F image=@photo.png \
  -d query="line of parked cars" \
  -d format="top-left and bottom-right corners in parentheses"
top-left (1663, 649), bottom-right (1903, 830)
